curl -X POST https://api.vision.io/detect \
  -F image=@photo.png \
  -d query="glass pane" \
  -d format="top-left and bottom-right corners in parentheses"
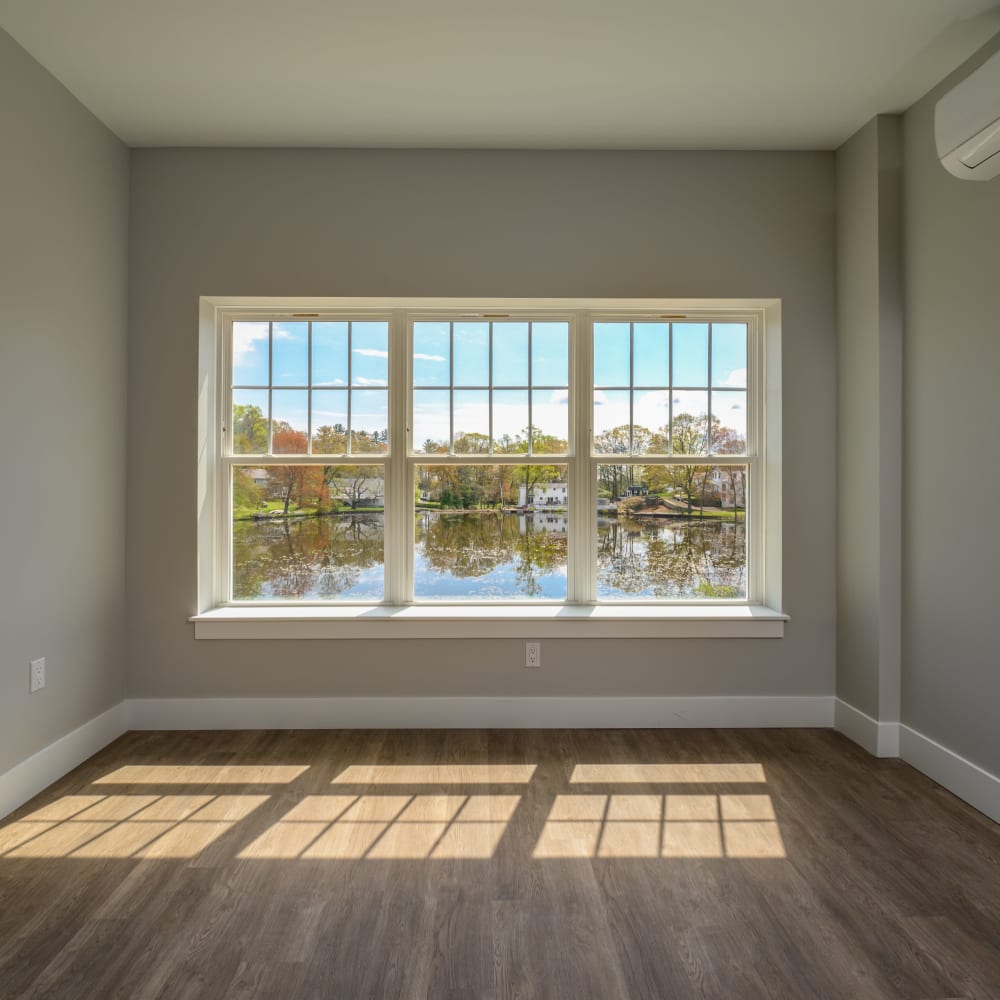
top-left (453, 390), bottom-right (490, 453)
top-left (632, 389), bottom-right (671, 454)
top-left (593, 322), bottom-right (630, 387)
top-left (413, 322), bottom-right (450, 386)
top-left (711, 323), bottom-right (748, 387)
top-left (492, 323), bottom-right (529, 386)
top-left (531, 322), bottom-right (568, 386)
top-left (271, 390), bottom-right (309, 453)
top-left (492, 390), bottom-right (529, 453)
top-left (413, 390), bottom-right (450, 453)
top-left (232, 464), bottom-right (384, 601)
top-left (711, 390), bottom-right (747, 453)
top-left (232, 389), bottom-right (269, 454)
top-left (597, 464), bottom-right (746, 599)
top-left (673, 323), bottom-right (709, 387)
top-left (531, 389), bottom-right (569, 453)
top-left (232, 322), bottom-right (270, 386)
top-left (414, 465), bottom-right (568, 601)
top-left (312, 322), bottom-right (348, 387)
top-left (351, 321), bottom-right (388, 387)
top-left (633, 323), bottom-right (670, 387)
top-left (272, 322), bottom-right (309, 386)
top-left (311, 390), bottom-right (348, 454)
top-left (593, 390), bottom-right (631, 453)
top-left (453, 322), bottom-right (489, 387)
top-left (671, 390), bottom-right (709, 455)
top-left (350, 389), bottom-right (388, 453)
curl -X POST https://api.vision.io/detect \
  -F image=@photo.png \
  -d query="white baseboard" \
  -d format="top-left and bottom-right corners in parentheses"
top-left (900, 724), bottom-right (1000, 825)
top-left (0, 703), bottom-right (129, 821)
top-left (4, 698), bottom-right (996, 831)
top-left (834, 699), bottom-right (900, 757)
top-left (126, 695), bottom-right (835, 731)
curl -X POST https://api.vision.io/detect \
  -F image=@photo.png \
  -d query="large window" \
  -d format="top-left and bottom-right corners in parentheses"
top-left (208, 301), bottom-right (769, 612)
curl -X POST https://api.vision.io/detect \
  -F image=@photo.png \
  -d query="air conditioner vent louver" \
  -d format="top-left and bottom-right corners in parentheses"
top-left (935, 49), bottom-right (1000, 182)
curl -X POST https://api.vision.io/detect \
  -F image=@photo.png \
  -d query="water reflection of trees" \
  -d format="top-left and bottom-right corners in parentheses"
top-left (597, 516), bottom-right (746, 598)
top-left (233, 511), bottom-right (743, 602)
top-left (233, 514), bottom-right (384, 600)
top-left (415, 512), bottom-right (567, 597)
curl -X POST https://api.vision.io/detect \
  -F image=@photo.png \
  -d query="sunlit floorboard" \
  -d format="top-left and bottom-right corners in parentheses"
top-left (0, 728), bottom-right (998, 999)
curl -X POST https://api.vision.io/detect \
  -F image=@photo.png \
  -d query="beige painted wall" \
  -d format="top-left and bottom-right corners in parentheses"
top-left (0, 30), bottom-right (128, 773)
top-left (126, 148), bottom-right (836, 700)
top-left (901, 36), bottom-right (1000, 775)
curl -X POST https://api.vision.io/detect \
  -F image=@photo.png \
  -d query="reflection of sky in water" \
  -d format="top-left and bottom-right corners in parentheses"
top-left (597, 517), bottom-right (745, 600)
top-left (414, 513), bottom-right (567, 600)
top-left (233, 515), bottom-right (384, 601)
top-left (233, 512), bottom-right (743, 603)
top-left (256, 563), bottom-right (384, 602)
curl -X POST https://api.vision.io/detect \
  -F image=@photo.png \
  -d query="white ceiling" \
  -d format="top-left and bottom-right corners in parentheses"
top-left (2, 0), bottom-right (999, 149)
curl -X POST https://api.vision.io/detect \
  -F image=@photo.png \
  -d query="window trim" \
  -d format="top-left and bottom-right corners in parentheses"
top-left (194, 297), bottom-right (784, 637)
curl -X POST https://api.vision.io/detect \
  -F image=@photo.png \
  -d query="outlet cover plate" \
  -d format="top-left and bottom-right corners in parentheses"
top-left (30, 657), bottom-right (46, 692)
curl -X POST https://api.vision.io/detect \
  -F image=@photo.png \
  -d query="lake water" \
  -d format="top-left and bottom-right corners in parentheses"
top-left (232, 511), bottom-right (745, 601)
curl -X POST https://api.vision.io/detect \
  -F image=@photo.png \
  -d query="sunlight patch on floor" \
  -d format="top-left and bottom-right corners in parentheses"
top-left (569, 763), bottom-right (767, 784)
top-left (532, 793), bottom-right (785, 859)
top-left (331, 764), bottom-right (537, 785)
top-left (0, 762), bottom-right (787, 862)
top-left (0, 794), bottom-right (269, 859)
top-left (94, 765), bottom-right (308, 785)
top-left (239, 794), bottom-right (521, 860)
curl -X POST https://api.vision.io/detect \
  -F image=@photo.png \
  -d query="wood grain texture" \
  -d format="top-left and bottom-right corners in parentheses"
top-left (0, 728), bottom-right (997, 1000)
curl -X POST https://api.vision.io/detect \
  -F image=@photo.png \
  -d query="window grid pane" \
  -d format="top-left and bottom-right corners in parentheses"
top-left (596, 463), bottom-right (747, 600)
top-left (412, 320), bottom-right (569, 457)
top-left (592, 322), bottom-right (747, 458)
top-left (230, 320), bottom-right (390, 459)
top-left (231, 464), bottom-right (385, 602)
top-left (414, 464), bottom-right (569, 601)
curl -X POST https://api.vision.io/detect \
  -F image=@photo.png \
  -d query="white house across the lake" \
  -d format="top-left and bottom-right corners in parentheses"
top-left (518, 481), bottom-right (568, 508)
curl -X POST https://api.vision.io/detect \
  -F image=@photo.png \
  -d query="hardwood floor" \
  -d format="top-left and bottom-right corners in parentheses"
top-left (0, 728), bottom-right (997, 999)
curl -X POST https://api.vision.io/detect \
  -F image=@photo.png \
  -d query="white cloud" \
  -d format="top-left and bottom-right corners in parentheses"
top-left (352, 376), bottom-right (387, 386)
top-left (722, 368), bottom-right (747, 387)
top-left (413, 352), bottom-right (447, 362)
top-left (232, 325), bottom-right (268, 366)
top-left (353, 348), bottom-right (389, 358)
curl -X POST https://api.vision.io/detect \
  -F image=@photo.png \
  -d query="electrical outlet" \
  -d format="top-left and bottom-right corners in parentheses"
top-left (30, 657), bottom-right (46, 693)
top-left (525, 641), bottom-right (541, 668)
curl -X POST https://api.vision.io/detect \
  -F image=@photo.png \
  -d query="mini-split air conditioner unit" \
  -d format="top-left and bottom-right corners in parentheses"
top-left (935, 48), bottom-right (1000, 181)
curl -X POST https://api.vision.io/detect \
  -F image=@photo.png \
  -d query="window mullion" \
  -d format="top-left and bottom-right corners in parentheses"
top-left (386, 309), bottom-right (410, 604)
top-left (570, 312), bottom-right (595, 603)
top-left (219, 314), bottom-right (234, 606)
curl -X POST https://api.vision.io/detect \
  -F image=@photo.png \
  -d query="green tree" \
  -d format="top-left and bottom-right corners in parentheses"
top-left (233, 468), bottom-right (262, 511)
top-left (232, 403), bottom-right (268, 454)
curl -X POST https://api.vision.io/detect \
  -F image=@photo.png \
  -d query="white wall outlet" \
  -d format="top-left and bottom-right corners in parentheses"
top-left (30, 657), bottom-right (46, 693)
top-left (525, 641), bottom-right (541, 668)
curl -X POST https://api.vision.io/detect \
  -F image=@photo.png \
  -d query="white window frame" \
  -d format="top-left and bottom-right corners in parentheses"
top-left (193, 297), bottom-right (785, 638)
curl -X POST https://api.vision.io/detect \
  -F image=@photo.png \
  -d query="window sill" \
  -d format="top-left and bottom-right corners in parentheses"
top-left (189, 604), bottom-right (787, 639)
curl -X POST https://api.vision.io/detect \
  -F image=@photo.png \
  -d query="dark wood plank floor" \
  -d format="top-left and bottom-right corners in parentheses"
top-left (0, 728), bottom-right (998, 1000)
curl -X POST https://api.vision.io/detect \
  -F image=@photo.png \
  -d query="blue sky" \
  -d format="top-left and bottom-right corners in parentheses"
top-left (232, 319), bottom-right (746, 452)
top-left (233, 321), bottom-right (389, 448)
top-left (593, 322), bottom-right (747, 451)
top-left (412, 321), bottom-right (570, 449)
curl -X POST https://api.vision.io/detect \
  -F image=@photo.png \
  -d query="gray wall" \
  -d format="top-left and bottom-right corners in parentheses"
top-left (127, 149), bottom-right (836, 699)
top-left (835, 116), bottom-right (903, 722)
top-left (901, 37), bottom-right (1000, 775)
top-left (0, 31), bottom-right (128, 773)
